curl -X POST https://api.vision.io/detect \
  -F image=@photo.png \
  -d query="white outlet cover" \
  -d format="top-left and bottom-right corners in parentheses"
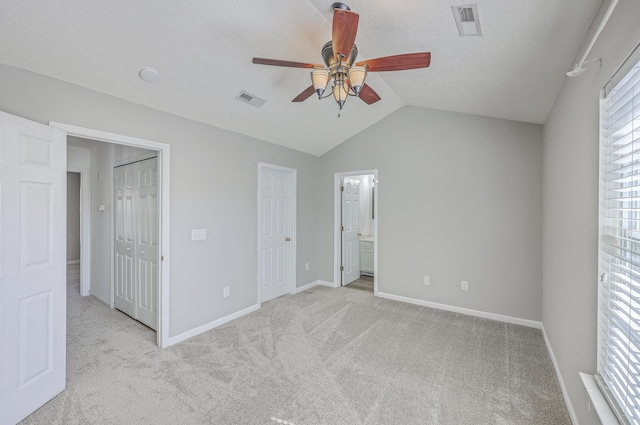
top-left (191, 229), bottom-right (206, 240)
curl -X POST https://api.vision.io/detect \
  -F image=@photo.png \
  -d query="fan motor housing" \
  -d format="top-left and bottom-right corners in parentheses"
top-left (321, 41), bottom-right (358, 67)
top-left (332, 2), bottom-right (350, 11)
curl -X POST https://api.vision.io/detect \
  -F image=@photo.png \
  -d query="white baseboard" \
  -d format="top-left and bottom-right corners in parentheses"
top-left (89, 292), bottom-right (110, 306)
top-left (167, 303), bottom-right (261, 346)
top-left (317, 280), bottom-right (335, 288)
top-left (542, 324), bottom-right (579, 425)
top-left (67, 260), bottom-right (80, 265)
top-left (293, 280), bottom-right (336, 294)
top-left (375, 291), bottom-right (542, 329)
top-left (293, 281), bottom-right (319, 293)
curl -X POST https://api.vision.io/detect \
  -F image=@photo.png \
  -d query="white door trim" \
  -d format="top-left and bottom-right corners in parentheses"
top-left (257, 162), bottom-right (297, 303)
top-left (333, 170), bottom-right (378, 294)
top-left (67, 166), bottom-right (90, 296)
top-left (49, 122), bottom-right (171, 348)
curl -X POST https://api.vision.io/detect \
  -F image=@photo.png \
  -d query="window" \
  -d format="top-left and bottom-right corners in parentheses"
top-left (599, 49), bottom-right (640, 425)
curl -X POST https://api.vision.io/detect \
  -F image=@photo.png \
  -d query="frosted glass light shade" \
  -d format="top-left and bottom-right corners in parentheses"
top-left (332, 81), bottom-right (349, 109)
top-left (311, 69), bottom-right (330, 97)
top-left (348, 66), bottom-right (367, 95)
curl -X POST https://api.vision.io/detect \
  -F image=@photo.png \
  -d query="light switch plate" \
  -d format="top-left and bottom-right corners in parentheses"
top-left (191, 229), bottom-right (206, 240)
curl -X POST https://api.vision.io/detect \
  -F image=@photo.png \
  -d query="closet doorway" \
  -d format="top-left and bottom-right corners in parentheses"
top-left (53, 121), bottom-right (171, 347)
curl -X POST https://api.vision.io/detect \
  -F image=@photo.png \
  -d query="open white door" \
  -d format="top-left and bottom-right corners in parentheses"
top-left (0, 111), bottom-right (67, 425)
top-left (341, 178), bottom-right (360, 285)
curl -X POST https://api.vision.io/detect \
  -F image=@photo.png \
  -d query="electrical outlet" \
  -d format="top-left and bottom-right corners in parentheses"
top-left (461, 281), bottom-right (469, 291)
top-left (223, 286), bottom-right (229, 297)
top-left (305, 263), bottom-right (310, 271)
top-left (191, 229), bottom-right (206, 240)
top-left (424, 275), bottom-right (430, 285)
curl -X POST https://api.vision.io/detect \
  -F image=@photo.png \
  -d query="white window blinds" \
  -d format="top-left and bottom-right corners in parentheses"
top-left (599, 49), bottom-right (640, 425)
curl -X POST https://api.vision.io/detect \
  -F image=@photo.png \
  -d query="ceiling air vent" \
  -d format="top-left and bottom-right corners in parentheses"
top-left (235, 90), bottom-right (266, 108)
top-left (452, 4), bottom-right (482, 36)
top-left (459, 7), bottom-right (474, 22)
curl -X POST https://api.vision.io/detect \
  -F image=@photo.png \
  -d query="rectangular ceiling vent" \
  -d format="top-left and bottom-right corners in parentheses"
top-left (459, 7), bottom-right (474, 22)
top-left (452, 4), bottom-right (482, 36)
top-left (235, 90), bottom-right (266, 108)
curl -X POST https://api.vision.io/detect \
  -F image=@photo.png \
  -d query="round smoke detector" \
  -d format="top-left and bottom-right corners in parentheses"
top-left (139, 67), bottom-right (160, 82)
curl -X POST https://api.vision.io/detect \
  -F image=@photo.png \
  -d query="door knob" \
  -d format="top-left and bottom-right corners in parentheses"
top-left (141, 250), bottom-right (145, 254)
top-left (126, 247), bottom-right (131, 251)
top-left (285, 237), bottom-right (291, 242)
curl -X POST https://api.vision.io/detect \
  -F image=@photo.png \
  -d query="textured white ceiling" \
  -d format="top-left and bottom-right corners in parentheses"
top-left (0, 0), bottom-right (601, 156)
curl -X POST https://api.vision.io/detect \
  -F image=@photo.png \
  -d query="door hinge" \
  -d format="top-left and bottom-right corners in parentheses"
top-left (341, 226), bottom-right (344, 232)
top-left (340, 265), bottom-right (344, 272)
top-left (161, 255), bottom-right (164, 261)
top-left (341, 186), bottom-right (344, 192)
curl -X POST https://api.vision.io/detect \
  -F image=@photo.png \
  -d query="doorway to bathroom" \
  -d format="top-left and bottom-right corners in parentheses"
top-left (333, 170), bottom-right (378, 294)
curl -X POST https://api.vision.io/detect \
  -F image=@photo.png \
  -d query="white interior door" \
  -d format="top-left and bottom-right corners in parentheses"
top-left (114, 157), bottom-right (158, 330)
top-left (342, 178), bottom-right (360, 285)
top-left (114, 164), bottom-right (136, 318)
top-left (259, 165), bottom-right (295, 303)
top-left (135, 158), bottom-right (158, 330)
top-left (0, 111), bottom-right (67, 425)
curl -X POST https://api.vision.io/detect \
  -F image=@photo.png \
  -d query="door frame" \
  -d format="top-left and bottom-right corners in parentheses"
top-left (257, 162), bottom-right (297, 303)
top-left (49, 122), bottom-right (171, 348)
top-left (67, 166), bottom-right (90, 296)
top-left (333, 169), bottom-right (378, 294)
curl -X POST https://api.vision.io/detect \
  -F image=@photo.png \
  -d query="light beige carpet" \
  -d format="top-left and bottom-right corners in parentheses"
top-left (20, 264), bottom-right (570, 424)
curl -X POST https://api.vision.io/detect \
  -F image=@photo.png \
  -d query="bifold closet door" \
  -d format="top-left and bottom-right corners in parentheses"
top-left (135, 158), bottom-right (158, 330)
top-left (114, 157), bottom-right (158, 330)
top-left (114, 164), bottom-right (136, 318)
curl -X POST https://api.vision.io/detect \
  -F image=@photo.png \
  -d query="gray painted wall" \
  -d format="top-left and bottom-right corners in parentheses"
top-left (319, 106), bottom-right (544, 321)
top-left (0, 64), bottom-right (320, 338)
top-left (542, 1), bottom-right (640, 424)
top-left (66, 172), bottom-right (81, 262)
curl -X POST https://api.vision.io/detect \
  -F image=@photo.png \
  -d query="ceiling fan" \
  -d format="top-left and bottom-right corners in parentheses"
top-left (252, 2), bottom-right (431, 111)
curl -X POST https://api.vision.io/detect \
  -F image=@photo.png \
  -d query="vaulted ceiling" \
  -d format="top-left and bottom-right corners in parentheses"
top-left (0, 0), bottom-right (601, 155)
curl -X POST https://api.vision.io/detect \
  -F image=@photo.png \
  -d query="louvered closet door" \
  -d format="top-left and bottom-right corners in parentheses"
top-left (114, 157), bottom-right (158, 330)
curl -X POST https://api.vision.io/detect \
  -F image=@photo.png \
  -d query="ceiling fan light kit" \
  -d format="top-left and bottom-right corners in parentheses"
top-left (252, 3), bottom-right (431, 113)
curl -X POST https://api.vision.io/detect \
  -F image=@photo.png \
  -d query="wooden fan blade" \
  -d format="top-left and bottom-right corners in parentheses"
top-left (292, 85), bottom-right (316, 102)
top-left (252, 58), bottom-right (323, 69)
top-left (357, 52), bottom-right (431, 72)
top-left (332, 9), bottom-right (359, 61)
top-left (359, 84), bottom-right (381, 105)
